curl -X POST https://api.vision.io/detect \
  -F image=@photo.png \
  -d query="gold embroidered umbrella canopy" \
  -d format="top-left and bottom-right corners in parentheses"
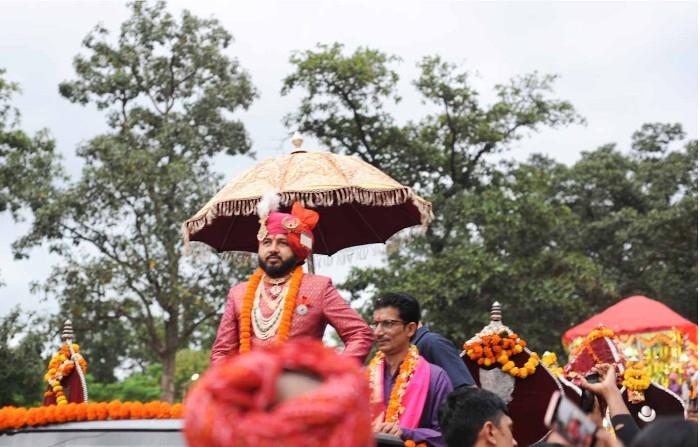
top-left (182, 135), bottom-right (432, 255)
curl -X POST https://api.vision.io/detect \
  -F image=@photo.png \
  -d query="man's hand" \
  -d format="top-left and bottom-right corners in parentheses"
top-left (372, 421), bottom-right (403, 437)
top-left (580, 363), bottom-right (618, 400)
top-left (580, 363), bottom-right (632, 420)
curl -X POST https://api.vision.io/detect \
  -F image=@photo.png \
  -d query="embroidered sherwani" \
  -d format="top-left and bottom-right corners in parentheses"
top-left (211, 273), bottom-right (373, 365)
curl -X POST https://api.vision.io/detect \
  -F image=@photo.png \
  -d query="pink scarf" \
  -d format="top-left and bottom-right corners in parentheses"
top-left (369, 354), bottom-right (431, 429)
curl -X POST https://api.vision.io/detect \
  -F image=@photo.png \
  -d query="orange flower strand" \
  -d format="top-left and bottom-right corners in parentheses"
top-left (239, 265), bottom-right (304, 353)
top-left (464, 333), bottom-right (526, 365)
top-left (0, 401), bottom-right (183, 431)
top-left (239, 268), bottom-right (264, 353)
top-left (44, 343), bottom-right (88, 405)
top-left (367, 345), bottom-right (420, 423)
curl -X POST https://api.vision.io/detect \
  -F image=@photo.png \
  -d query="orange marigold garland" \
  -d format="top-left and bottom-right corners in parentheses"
top-left (367, 344), bottom-right (420, 423)
top-left (0, 401), bottom-right (183, 431)
top-left (463, 331), bottom-right (539, 379)
top-left (239, 268), bottom-right (263, 353)
top-left (239, 265), bottom-right (303, 353)
top-left (44, 343), bottom-right (88, 405)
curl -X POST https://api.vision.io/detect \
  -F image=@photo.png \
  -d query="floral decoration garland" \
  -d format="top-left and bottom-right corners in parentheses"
top-left (622, 361), bottom-right (651, 391)
top-left (541, 351), bottom-right (564, 377)
top-left (583, 327), bottom-right (615, 365)
top-left (464, 331), bottom-right (539, 379)
top-left (586, 327), bottom-right (614, 343)
top-left (239, 266), bottom-right (303, 353)
top-left (404, 440), bottom-right (427, 447)
top-left (0, 400), bottom-right (183, 431)
top-left (44, 343), bottom-right (88, 405)
top-left (367, 344), bottom-right (420, 423)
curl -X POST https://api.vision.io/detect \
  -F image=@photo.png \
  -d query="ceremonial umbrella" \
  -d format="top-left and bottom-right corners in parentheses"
top-left (562, 295), bottom-right (698, 345)
top-left (182, 135), bottom-right (432, 256)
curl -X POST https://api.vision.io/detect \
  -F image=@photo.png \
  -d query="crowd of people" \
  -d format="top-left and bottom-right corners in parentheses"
top-left (183, 200), bottom-right (697, 447)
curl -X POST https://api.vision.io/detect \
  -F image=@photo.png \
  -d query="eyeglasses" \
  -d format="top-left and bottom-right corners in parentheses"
top-left (370, 319), bottom-right (406, 331)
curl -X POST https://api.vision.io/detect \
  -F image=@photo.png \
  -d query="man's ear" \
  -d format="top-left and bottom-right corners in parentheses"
top-left (481, 420), bottom-right (498, 445)
top-left (406, 322), bottom-right (418, 338)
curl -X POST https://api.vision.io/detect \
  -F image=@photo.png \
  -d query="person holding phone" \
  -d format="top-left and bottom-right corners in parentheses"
top-left (541, 390), bottom-right (622, 447)
top-left (579, 363), bottom-right (639, 446)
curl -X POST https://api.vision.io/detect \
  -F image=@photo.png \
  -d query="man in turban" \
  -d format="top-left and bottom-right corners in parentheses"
top-left (210, 194), bottom-right (373, 364)
top-left (186, 338), bottom-right (373, 447)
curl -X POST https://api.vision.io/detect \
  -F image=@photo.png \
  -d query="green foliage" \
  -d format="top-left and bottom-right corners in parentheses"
top-left (0, 69), bottom-right (64, 223)
top-left (560, 130), bottom-right (697, 321)
top-left (284, 44), bottom-right (696, 355)
top-left (284, 45), bottom-right (583, 255)
top-left (174, 349), bottom-right (209, 400)
top-left (88, 365), bottom-right (161, 402)
top-left (8, 1), bottom-right (256, 401)
top-left (0, 308), bottom-right (48, 406)
top-left (87, 349), bottom-right (208, 403)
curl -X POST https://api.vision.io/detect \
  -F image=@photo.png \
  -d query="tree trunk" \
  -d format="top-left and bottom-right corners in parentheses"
top-left (160, 349), bottom-right (176, 402)
top-left (160, 315), bottom-right (179, 402)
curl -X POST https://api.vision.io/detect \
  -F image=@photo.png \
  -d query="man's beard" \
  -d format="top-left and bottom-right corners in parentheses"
top-left (258, 255), bottom-right (298, 278)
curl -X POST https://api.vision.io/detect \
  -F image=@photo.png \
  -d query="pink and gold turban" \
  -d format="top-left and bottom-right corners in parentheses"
top-left (257, 201), bottom-right (319, 260)
top-left (184, 338), bottom-right (372, 447)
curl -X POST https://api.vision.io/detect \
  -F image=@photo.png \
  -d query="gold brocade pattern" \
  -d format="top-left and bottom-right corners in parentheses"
top-left (183, 151), bottom-right (433, 240)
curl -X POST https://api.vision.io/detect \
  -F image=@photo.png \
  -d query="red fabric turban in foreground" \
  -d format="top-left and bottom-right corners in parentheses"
top-left (184, 338), bottom-right (372, 447)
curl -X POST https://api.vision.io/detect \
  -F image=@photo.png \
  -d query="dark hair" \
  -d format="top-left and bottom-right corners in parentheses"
top-left (374, 292), bottom-right (420, 324)
top-left (630, 417), bottom-right (697, 447)
top-left (439, 387), bottom-right (509, 447)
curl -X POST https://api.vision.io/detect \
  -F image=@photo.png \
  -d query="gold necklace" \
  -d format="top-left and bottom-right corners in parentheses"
top-left (263, 274), bottom-right (291, 297)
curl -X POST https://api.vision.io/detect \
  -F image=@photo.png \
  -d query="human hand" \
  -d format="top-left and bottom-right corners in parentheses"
top-left (374, 422), bottom-right (403, 437)
top-left (580, 363), bottom-right (617, 399)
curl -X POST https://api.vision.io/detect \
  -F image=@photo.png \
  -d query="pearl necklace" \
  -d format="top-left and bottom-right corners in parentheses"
top-left (252, 281), bottom-right (288, 340)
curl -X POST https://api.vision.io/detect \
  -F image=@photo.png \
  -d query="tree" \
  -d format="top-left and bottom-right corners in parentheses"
top-left (283, 45), bottom-right (583, 255)
top-left (341, 127), bottom-right (696, 353)
top-left (14, 1), bottom-right (256, 401)
top-left (284, 44), bottom-right (696, 353)
top-left (0, 68), bottom-right (63, 245)
top-left (560, 124), bottom-right (697, 321)
top-left (0, 70), bottom-right (63, 404)
top-left (0, 308), bottom-right (47, 406)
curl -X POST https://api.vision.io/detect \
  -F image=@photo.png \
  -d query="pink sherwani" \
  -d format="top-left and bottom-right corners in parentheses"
top-left (211, 273), bottom-right (373, 365)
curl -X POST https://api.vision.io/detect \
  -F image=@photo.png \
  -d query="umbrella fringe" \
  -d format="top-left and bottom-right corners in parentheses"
top-left (183, 187), bottom-right (433, 240)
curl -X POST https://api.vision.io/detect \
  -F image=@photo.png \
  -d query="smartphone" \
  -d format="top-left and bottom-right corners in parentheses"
top-left (580, 373), bottom-right (600, 413)
top-left (544, 391), bottom-right (598, 447)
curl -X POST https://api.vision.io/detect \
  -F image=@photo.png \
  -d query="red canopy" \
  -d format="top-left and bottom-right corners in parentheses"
top-left (563, 295), bottom-right (697, 345)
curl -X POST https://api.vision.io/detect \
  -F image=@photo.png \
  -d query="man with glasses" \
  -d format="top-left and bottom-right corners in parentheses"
top-left (367, 293), bottom-right (453, 447)
top-left (392, 293), bottom-right (476, 389)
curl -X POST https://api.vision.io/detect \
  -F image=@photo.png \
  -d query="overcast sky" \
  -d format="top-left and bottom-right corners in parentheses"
top-left (0, 1), bottom-right (697, 318)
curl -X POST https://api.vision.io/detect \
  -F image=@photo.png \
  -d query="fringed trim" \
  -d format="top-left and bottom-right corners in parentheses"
top-left (183, 187), bottom-right (433, 241)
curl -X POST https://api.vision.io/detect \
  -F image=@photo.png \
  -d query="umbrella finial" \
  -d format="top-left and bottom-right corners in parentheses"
top-left (61, 319), bottom-right (74, 341)
top-left (291, 132), bottom-right (304, 151)
top-left (490, 301), bottom-right (502, 322)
